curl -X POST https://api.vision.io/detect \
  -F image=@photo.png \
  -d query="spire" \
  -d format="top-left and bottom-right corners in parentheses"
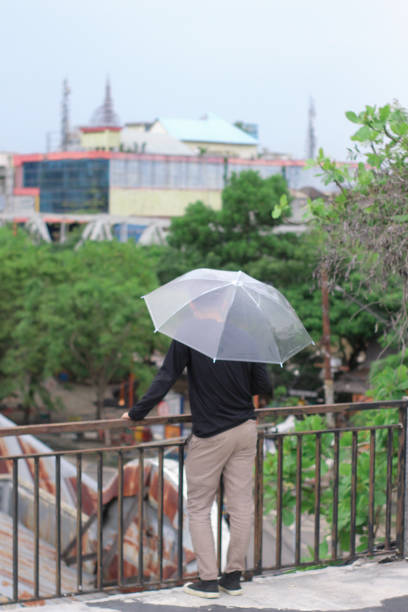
top-left (90, 76), bottom-right (121, 127)
top-left (306, 97), bottom-right (316, 159)
top-left (61, 78), bottom-right (71, 151)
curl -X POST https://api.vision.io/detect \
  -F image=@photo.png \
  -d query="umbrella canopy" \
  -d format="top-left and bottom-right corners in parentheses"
top-left (142, 268), bottom-right (313, 364)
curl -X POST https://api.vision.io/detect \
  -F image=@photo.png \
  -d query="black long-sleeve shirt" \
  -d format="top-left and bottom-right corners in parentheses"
top-left (128, 340), bottom-right (273, 437)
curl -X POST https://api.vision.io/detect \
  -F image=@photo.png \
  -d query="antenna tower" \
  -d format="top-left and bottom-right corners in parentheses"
top-left (61, 78), bottom-right (71, 151)
top-left (306, 97), bottom-right (316, 159)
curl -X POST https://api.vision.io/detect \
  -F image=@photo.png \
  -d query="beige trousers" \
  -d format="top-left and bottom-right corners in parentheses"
top-left (185, 419), bottom-right (257, 580)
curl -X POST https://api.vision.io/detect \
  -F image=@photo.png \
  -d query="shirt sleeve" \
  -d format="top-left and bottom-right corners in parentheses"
top-left (128, 341), bottom-right (189, 421)
top-left (250, 363), bottom-right (273, 396)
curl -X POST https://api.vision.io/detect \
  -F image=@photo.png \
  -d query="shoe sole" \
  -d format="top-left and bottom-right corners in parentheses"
top-left (218, 585), bottom-right (243, 596)
top-left (183, 585), bottom-right (220, 598)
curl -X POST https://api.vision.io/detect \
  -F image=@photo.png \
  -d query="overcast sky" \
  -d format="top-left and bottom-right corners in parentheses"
top-left (1, 0), bottom-right (407, 159)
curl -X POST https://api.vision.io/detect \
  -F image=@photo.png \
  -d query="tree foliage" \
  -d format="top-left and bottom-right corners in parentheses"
top-left (308, 102), bottom-right (408, 348)
top-left (162, 171), bottom-right (291, 276)
top-left (264, 409), bottom-right (399, 558)
top-left (0, 233), bottom-right (163, 421)
top-left (159, 170), bottom-right (384, 386)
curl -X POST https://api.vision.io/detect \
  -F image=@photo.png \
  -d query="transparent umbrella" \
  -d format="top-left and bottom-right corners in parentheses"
top-left (142, 268), bottom-right (314, 364)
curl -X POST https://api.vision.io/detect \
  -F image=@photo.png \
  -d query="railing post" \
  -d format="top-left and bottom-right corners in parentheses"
top-left (401, 398), bottom-right (408, 557)
top-left (253, 429), bottom-right (264, 573)
top-left (397, 400), bottom-right (408, 556)
top-left (12, 459), bottom-right (18, 603)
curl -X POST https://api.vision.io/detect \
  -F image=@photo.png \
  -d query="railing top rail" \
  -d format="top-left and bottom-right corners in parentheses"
top-left (0, 399), bottom-right (406, 439)
top-left (0, 436), bottom-right (188, 461)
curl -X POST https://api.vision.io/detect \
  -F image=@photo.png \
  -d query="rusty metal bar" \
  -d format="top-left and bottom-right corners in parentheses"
top-left (0, 416), bottom-right (191, 438)
top-left (368, 430), bottom-right (376, 552)
top-left (104, 496), bottom-right (138, 580)
top-left (1, 424), bottom-right (401, 462)
top-left (295, 435), bottom-right (302, 565)
top-left (331, 431), bottom-right (339, 560)
top-left (12, 458), bottom-right (18, 602)
top-left (158, 447), bottom-right (164, 584)
top-left (177, 443), bottom-right (184, 581)
top-left (63, 513), bottom-right (97, 563)
top-left (217, 475), bottom-right (224, 575)
top-left (55, 455), bottom-right (61, 597)
top-left (76, 454), bottom-right (83, 590)
top-left (263, 423), bottom-right (400, 438)
top-left (117, 451), bottom-right (124, 587)
top-left (350, 431), bottom-right (358, 558)
top-left (396, 404), bottom-right (407, 555)
top-left (314, 433), bottom-right (321, 563)
top-left (138, 448), bottom-right (144, 585)
top-left (0, 400), bottom-right (405, 439)
top-left (254, 430), bottom-right (264, 572)
top-left (276, 436), bottom-right (283, 569)
top-left (385, 427), bottom-right (393, 549)
top-left (96, 451), bottom-right (104, 590)
top-left (1, 437), bottom-right (188, 462)
top-left (34, 456), bottom-right (39, 599)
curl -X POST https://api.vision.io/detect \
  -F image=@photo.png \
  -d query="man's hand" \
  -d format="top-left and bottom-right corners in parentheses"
top-left (120, 411), bottom-right (131, 420)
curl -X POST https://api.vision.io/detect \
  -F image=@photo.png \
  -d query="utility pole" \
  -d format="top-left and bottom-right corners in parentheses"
top-left (321, 267), bottom-right (334, 408)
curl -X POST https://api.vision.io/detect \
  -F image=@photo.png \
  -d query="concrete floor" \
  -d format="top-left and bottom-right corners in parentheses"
top-left (4, 557), bottom-right (408, 612)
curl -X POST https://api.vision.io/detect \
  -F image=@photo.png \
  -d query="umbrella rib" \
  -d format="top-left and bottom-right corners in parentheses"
top-left (242, 285), bottom-right (307, 326)
top-left (240, 285), bottom-right (284, 364)
top-left (146, 280), bottom-right (233, 331)
top-left (241, 286), bottom-right (313, 363)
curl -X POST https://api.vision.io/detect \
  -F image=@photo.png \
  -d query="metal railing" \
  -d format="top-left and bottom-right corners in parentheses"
top-left (0, 399), bottom-right (407, 605)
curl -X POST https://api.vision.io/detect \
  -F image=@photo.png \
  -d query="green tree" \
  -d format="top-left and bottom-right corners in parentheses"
top-left (0, 237), bottom-right (165, 422)
top-left (367, 349), bottom-right (408, 400)
top-left (160, 170), bottom-right (290, 279)
top-left (158, 170), bottom-right (386, 395)
top-left (1, 243), bottom-right (68, 422)
top-left (45, 241), bottom-right (163, 419)
top-left (263, 410), bottom-right (399, 559)
top-left (0, 227), bottom-right (39, 403)
top-left (308, 102), bottom-right (408, 349)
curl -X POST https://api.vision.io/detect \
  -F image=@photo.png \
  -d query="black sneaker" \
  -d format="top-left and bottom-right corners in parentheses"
top-left (218, 571), bottom-right (243, 595)
top-left (183, 579), bottom-right (220, 599)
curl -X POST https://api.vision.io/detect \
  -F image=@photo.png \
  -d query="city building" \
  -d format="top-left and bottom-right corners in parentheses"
top-left (0, 153), bottom-right (14, 212)
top-left (148, 112), bottom-right (259, 159)
top-left (12, 151), bottom-right (334, 220)
top-left (77, 82), bottom-right (258, 159)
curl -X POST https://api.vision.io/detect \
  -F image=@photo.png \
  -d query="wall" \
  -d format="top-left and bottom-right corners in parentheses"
top-left (182, 140), bottom-right (258, 159)
top-left (110, 157), bottom-right (225, 190)
top-left (80, 129), bottom-right (121, 151)
top-left (110, 188), bottom-right (222, 217)
top-left (0, 153), bottom-right (15, 212)
top-left (22, 158), bottom-right (110, 214)
top-left (13, 152), bottom-right (338, 218)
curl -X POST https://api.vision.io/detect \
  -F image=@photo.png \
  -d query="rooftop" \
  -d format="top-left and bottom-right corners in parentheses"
top-left (158, 112), bottom-right (259, 145)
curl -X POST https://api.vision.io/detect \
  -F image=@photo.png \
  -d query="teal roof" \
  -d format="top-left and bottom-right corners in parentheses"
top-left (159, 112), bottom-right (258, 145)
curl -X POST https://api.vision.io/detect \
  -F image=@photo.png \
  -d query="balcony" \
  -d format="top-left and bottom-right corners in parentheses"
top-left (0, 400), bottom-right (407, 606)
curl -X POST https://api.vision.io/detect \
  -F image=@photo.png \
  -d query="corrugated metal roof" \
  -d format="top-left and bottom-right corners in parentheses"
top-left (159, 113), bottom-right (258, 145)
top-left (0, 414), bottom-right (98, 517)
top-left (0, 415), bottom-right (229, 596)
top-left (0, 511), bottom-right (92, 603)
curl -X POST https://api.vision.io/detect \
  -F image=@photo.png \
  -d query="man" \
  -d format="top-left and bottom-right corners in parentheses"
top-left (121, 339), bottom-right (272, 599)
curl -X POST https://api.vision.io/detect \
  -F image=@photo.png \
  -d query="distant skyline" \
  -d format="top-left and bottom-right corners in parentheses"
top-left (1, 0), bottom-right (407, 160)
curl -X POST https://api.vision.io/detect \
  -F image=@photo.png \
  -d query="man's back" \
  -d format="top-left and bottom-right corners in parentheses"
top-left (128, 340), bottom-right (272, 437)
top-left (185, 344), bottom-right (272, 437)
